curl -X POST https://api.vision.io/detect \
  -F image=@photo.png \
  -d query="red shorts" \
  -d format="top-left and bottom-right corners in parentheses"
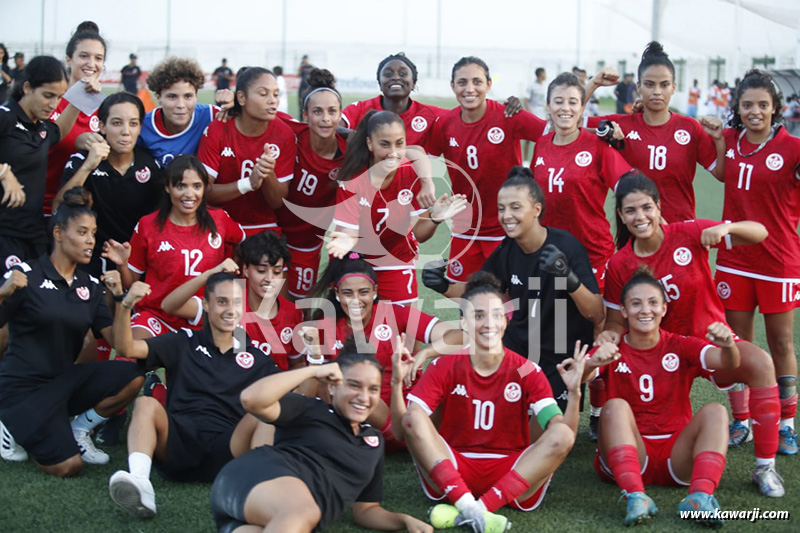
top-left (286, 243), bottom-right (323, 299)
top-left (375, 267), bottom-right (418, 304)
top-left (591, 258), bottom-right (608, 293)
top-left (447, 237), bottom-right (503, 284)
top-left (715, 269), bottom-right (800, 314)
top-left (416, 439), bottom-right (551, 511)
top-left (131, 309), bottom-right (193, 337)
top-left (594, 432), bottom-right (688, 488)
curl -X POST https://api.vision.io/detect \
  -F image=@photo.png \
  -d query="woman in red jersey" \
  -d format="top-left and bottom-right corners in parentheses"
top-left (588, 270), bottom-right (736, 527)
top-left (199, 67), bottom-right (297, 237)
top-left (714, 69), bottom-right (800, 455)
top-left (600, 172), bottom-right (786, 498)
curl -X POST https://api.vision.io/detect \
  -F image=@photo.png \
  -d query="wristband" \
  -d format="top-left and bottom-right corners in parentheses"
top-left (430, 215), bottom-right (443, 225)
top-left (306, 353), bottom-right (325, 365)
top-left (237, 177), bottom-right (255, 195)
top-left (112, 291), bottom-right (127, 302)
top-left (121, 300), bottom-right (133, 309)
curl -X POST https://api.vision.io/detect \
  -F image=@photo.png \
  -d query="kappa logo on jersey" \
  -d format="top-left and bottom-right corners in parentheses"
top-left (266, 143), bottom-right (280, 159)
top-left (14, 122), bottom-right (26, 132)
top-left (535, 157), bottom-right (545, 167)
top-left (280, 327), bottom-right (293, 344)
top-left (615, 362), bottom-right (632, 373)
top-left (66, 160), bottom-right (74, 170)
top-left (411, 116), bottom-right (428, 132)
top-left (492, 487), bottom-right (503, 498)
top-left (208, 232), bottom-right (223, 249)
top-left (487, 127), bottom-right (505, 144)
top-left (235, 351), bottom-right (254, 369)
top-left (673, 247), bottom-right (692, 266)
top-left (196, 345), bottom-right (211, 357)
top-left (575, 151), bottom-right (592, 167)
top-left (397, 189), bottom-right (414, 206)
top-left (328, 167), bottom-right (340, 180)
top-left (4, 255), bottom-right (20, 270)
top-left (359, 197), bottom-right (371, 207)
top-left (674, 129), bottom-right (691, 145)
top-left (662, 352), bottom-right (680, 372)
top-left (450, 384), bottom-right (469, 397)
top-left (221, 147), bottom-right (235, 157)
top-left (157, 241), bottom-right (175, 252)
top-left (374, 324), bottom-right (393, 342)
top-left (89, 116), bottom-right (100, 132)
top-left (333, 339), bottom-right (344, 350)
top-left (449, 137), bottom-right (459, 147)
top-left (135, 166), bottom-right (151, 183)
top-left (75, 287), bottom-right (90, 301)
top-left (504, 382), bottom-right (522, 402)
top-left (717, 281), bottom-right (731, 300)
top-left (450, 260), bottom-right (463, 277)
top-left (511, 274), bottom-right (523, 286)
top-left (726, 148), bottom-right (735, 159)
top-left (766, 153), bottom-right (784, 171)
top-left (556, 390), bottom-right (568, 401)
top-left (147, 317), bottom-right (163, 335)
top-left (363, 435), bottom-right (380, 447)
top-left (92, 169), bottom-right (108, 177)
top-left (39, 279), bottom-right (58, 290)
top-left (626, 130), bottom-right (642, 141)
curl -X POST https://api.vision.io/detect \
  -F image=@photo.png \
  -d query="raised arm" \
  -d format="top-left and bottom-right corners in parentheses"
top-left (700, 221), bottom-right (768, 248)
top-left (54, 141), bottom-right (110, 210)
top-left (413, 193), bottom-right (468, 243)
top-left (161, 258), bottom-right (239, 319)
top-left (107, 280), bottom-right (152, 360)
top-left (698, 115), bottom-right (727, 182)
top-left (701, 322), bottom-right (740, 371)
top-left (553, 341), bottom-right (590, 434)
top-left (539, 244), bottom-right (605, 326)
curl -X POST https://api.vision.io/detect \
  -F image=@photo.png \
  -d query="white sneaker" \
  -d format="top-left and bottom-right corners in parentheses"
top-left (73, 429), bottom-right (109, 464)
top-left (109, 470), bottom-right (157, 519)
top-left (0, 420), bottom-right (28, 462)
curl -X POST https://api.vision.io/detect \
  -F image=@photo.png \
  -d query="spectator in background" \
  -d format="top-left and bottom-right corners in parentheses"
top-left (687, 79), bottom-right (701, 117)
top-left (0, 44), bottom-right (11, 104)
top-left (572, 66), bottom-right (587, 86)
top-left (213, 58), bottom-right (233, 92)
top-left (120, 53), bottom-right (141, 94)
top-left (297, 55), bottom-right (313, 118)
top-left (273, 65), bottom-right (288, 115)
top-left (10, 52), bottom-right (25, 83)
top-left (614, 73), bottom-right (636, 114)
top-left (523, 67), bottom-right (547, 161)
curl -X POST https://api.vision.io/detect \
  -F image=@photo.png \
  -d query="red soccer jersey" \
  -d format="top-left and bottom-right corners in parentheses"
top-left (45, 99), bottom-right (101, 214)
top-left (595, 329), bottom-right (712, 436)
top-left (244, 295), bottom-right (303, 371)
top-left (427, 100), bottom-right (546, 238)
top-left (127, 208), bottom-right (245, 324)
top-left (275, 124), bottom-right (346, 249)
top-left (604, 220), bottom-right (729, 339)
top-left (332, 164), bottom-right (425, 269)
top-left (197, 118), bottom-right (297, 233)
top-left (587, 113), bottom-right (717, 223)
top-left (532, 129), bottom-right (631, 271)
top-left (341, 96), bottom-right (446, 147)
top-left (317, 301), bottom-right (439, 404)
top-left (716, 127), bottom-right (800, 280)
top-left (407, 348), bottom-right (559, 456)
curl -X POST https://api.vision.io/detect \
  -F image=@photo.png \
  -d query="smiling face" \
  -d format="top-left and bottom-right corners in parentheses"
top-left (21, 80), bottom-right (68, 121)
top-left (451, 63), bottom-right (491, 113)
top-left (620, 282), bottom-right (666, 334)
top-left (637, 65), bottom-right (675, 114)
top-left (65, 38), bottom-right (104, 84)
top-left (167, 168), bottom-right (204, 218)
top-left (243, 256), bottom-right (285, 301)
top-left (303, 90), bottom-right (341, 140)
top-left (334, 275), bottom-right (376, 323)
top-left (497, 186), bottom-right (541, 240)
top-left (461, 292), bottom-right (507, 353)
top-left (55, 213), bottom-right (97, 264)
top-left (100, 102), bottom-right (142, 155)
top-left (157, 81), bottom-right (198, 133)
top-left (618, 190), bottom-right (661, 241)
top-left (239, 73), bottom-right (279, 122)
top-left (379, 59), bottom-right (414, 100)
top-left (330, 362), bottom-right (382, 424)
top-left (366, 121), bottom-right (406, 174)
top-left (547, 84), bottom-right (584, 134)
top-left (738, 87), bottom-right (775, 136)
top-left (203, 280), bottom-right (244, 333)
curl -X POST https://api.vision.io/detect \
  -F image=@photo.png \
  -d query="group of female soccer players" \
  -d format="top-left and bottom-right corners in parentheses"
top-left (0, 19), bottom-right (797, 531)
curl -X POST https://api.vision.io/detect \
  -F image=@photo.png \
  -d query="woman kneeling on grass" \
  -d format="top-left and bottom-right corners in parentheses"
top-left (210, 350), bottom-right (433, 533)
top-left (586, 268), bottom-right (738, 527)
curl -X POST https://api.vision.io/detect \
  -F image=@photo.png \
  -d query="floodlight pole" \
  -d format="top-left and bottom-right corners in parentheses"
top-left (651, 0), bottom-right (660, 42)
top-left (166, 0), bottom-right (172, 56)
top-left (576, 0), bottom-right (582, 67)
top-left (40, 0), bottom-right (45, 54)
top-left (436, 0), bottom-right (442, 79)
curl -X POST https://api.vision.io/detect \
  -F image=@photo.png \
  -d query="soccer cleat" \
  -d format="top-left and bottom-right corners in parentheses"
top-left (677, 492), bottom-right (723, 527)
top-left (428, 503), bottom-right (460, 529)
top-left (777, 426), bottom-right (797, 456)
top-left (428, 503), bottom-right (511, 533)
top-left (752, 464), bottom-right (785, 498)
top-left (728, 419), bottom-right (752, 447)
top-left (589, 415), bottom-right (600, 442)
top-left (74, 429), bottom-right (109, 464)
top-left (94, 411), bottom-right (127, 447)
top-left (109, 470), bottom-right (157, 519)
top-left (620, 490), bottom-right (658, 526)
top-left (0, 420), bottom-right (28, 462)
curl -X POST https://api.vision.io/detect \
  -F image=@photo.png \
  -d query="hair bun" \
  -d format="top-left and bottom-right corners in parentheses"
top-left (61, 186), bottom-right (93, 209)
top-left (75, 21), bottom-right (100, 34)
top-left (642, 41), bottom-right (667, 59)
top-left (464, 270), bottom-right (502, 294)
top-left (307, 68), bottom-right (336, 90)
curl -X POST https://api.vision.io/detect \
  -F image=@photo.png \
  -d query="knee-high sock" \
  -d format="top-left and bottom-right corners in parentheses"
top-left (728, 383), bottom-right (750, 421)
top-left (607, 445), bottom-right (644, 494)
top-left (429, 459), bottom-right (471, 505)
top-left (750, 385), bottom-right (780, 459)
top-left (590, 377), bottom-right (607, 411)
top-left (778, 376), bottom-right (797, 424)
top-left (689, 451), bottom-right (726, 495)
top-left (479, 470), bottom-right (531, 512)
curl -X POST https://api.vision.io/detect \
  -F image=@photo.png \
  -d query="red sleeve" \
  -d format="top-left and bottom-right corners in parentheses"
top-left (197, 122), bottom-right (222, 179)
top-left (220, 209), bottom-right (246, 244)
top-left (694, 121), bottom-right (717, 170)
top-left (274, 129), bottom-right (297, 183)
top-left (407, 357), bottom-right (448, 414)
top-left (341, 101), bottom-right (364, 129)
top-left (394, 304), bottom-right (440, 344)
top-left (679, 334), bottom-right (714, 371)
top-left (426, 116), bottom-right (445, 156)
top-left (521, 362), bottom-right (557, 406)
top-left (585, 113), bottom-right (625, 129)
top-left (600, 143), bottom-right (633, 190)
top-left (603, 256), bottom-right (625, 309)
top-left (127, 220), bottom-right (147, 274)
top-left (331, 181), bottom-right (359, 230)
top-left (511, 109), bottom-right (546, 142)
top-left (686, 219), bottom-right (729, 250)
